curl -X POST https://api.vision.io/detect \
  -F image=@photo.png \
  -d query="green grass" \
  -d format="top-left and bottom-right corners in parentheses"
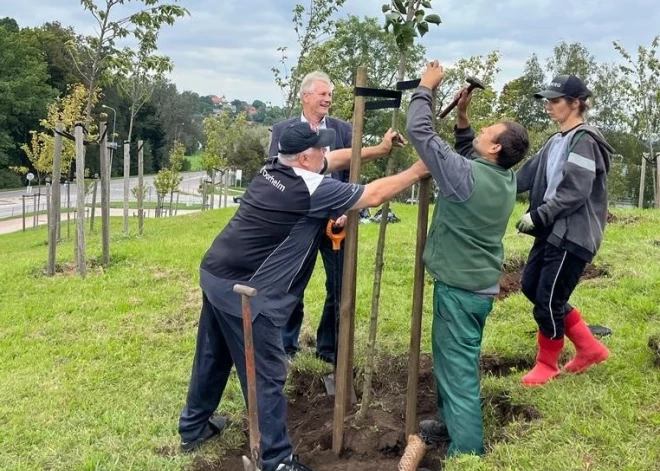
top-left (1, 204), bottom-right (659, 470)
top-left (185, 152), bottom-right (204, 172)
top-left (105, 202), bottom-right (203, 210)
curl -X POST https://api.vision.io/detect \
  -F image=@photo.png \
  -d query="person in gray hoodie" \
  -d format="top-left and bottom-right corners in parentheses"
top-left (515, 74), bottom-right (614, 386)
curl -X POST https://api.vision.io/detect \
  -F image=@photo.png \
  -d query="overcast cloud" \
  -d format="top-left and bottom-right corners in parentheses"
top-left (2, 0), bottom-right (658, 104)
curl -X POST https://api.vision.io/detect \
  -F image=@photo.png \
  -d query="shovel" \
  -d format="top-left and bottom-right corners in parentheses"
top-left (322, 219), bottom-right (356, 403)
top-left (233, 284), bottom-right (262, 471)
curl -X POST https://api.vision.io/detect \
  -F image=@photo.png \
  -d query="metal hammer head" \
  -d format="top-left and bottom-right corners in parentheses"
top-left (466, 76), bottom-right (486, 91)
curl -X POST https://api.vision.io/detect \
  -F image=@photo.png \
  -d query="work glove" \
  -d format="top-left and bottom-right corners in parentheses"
top-left (516, 212), bottom-right (535, 233)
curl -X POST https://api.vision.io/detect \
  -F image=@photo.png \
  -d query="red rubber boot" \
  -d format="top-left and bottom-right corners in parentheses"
top-left (522, 332), bottom-right (564, 386)
top-left (563, 309), bottom-right (609, 374)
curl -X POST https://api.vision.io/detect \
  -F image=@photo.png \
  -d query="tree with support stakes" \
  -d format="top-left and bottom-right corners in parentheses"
top-left (272, 0), bottom-right (347, 119)
top-left (153, 141), bottom-right (184, 217)
top-left (613, 36), bottom-right (660, 208)
top-left (67, 0), bottom-right (188, 128)
top-left (113, 28), bottom-right (173, 231)
top-left (201, 112), bottom-right (247, 209)
top-left (359, 0), bottom-right (441, 423)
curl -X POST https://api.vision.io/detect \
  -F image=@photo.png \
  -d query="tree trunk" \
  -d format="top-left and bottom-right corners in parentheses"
top-left (359, 6), bottom-right (414, 419)
top-left (201, 178), bottom-right (207, 211)
top-left (224, 169), bottom-right (229, 208)
top-left (66, 180), bottom-right (71, 240)
top-left (90, 178), bottom-right (98, 232)
top-left (209, 172), bottom-right (215, 209)
top-left (74, 123), bottom-right (86, 277)
top-left (128, 103), bottom-right (135, 145)
top-left (100, 121), bottom-right (110, 267)
top-left (639, 153), bottom-right (647, 208)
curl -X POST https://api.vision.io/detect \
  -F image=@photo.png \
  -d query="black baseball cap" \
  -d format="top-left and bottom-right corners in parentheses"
top-left (534, 75), bottom-right (592, 100)
top-left (278, 122), bottom-right (336, 154)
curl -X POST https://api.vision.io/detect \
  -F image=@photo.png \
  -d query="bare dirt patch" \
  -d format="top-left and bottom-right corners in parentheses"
top-left (648, 334), bottom-right (660, 367)
top-left (607, 211), bottom-right (642, 225)
top-left (497, 258), bottom-right (609, 300)
top-left (205, 355), bottom-right (540, 471)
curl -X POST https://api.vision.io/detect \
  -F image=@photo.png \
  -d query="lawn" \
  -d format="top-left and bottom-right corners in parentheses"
top-left (185, 152), bottom-right (204, 172)
top-left (0, 204), bottom-right (659, 471)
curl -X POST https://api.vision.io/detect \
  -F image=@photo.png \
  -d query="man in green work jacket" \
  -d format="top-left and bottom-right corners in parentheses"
top-left (406, 60), bottom-right (530, 457)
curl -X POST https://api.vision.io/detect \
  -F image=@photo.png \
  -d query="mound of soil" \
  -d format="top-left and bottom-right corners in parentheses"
top-left (497, 258), bottom-right (609, 300)
top-left (208, 355), bottom-right (540, 471)
top-left (607, 212), bottom-right (641, 225)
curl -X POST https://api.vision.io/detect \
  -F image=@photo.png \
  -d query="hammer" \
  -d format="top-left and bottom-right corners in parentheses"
top-left (437, 76), bottom-right (485, 119)
top-left (233, 284), bottom-right (262, 471)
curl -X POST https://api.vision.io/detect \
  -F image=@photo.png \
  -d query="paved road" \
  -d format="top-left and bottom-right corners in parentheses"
top-left (0, 171), bottom-right (236, 220)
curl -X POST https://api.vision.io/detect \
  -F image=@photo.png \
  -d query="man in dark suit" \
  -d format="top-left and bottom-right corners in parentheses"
top-left (268, 71), bottom-right (352, 363)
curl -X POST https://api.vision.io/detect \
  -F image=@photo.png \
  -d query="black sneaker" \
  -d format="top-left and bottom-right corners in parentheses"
top-left (419, 419), bottom-right (450, 446)
top-left (180, 416), bottom-right (228, 453)
top-left (275, 455), bottom-right (313, 471)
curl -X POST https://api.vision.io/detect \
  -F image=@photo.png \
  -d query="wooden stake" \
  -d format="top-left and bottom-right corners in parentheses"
top-left (404, 91), bottom-right (436, 438)
top-left (22, 196), bottom-right (26, 232)
top-left (48, 124), bottom-right (63, 276)
top-left (639, 153), bottom-right (647, 208)
top-left (90, 177), bottom-right (98, 231)
top-left (123, 141), bottom-right (130, 234)
top-left (74, 123), bottom-right (86, 276)
top-left (332, 65), bottom-right (367, 455)
top-left (656, 152), bottom-right (660, 208)
top-left (138, 140), bottom-right (144, 235)
top-left (100, 121), bottom-right (110, 266)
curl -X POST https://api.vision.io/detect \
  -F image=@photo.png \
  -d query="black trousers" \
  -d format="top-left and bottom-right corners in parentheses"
top-left (282, 246), bottom-right (343, 361)
top-left (179, 294), bottom-right (291, 471)
top-left (521, 239), bottom-right (587, 339)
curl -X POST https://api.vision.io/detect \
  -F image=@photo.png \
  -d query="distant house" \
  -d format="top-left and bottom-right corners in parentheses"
top-left (211, 95), bottom-right (226, 106)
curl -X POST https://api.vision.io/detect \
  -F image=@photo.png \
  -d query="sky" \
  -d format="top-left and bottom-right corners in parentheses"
top-left (2, 0), bottom-right (659, 105)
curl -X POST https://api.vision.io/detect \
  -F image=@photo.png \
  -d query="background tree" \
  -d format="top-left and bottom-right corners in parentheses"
top-left (272, 0), bottom-right (347, 118)
top-left (227, 126), bottom-right (269, 183)
top-left (201, 112), bottom-right (247, 209)
top-left (113, 30), bottom-right (173, 145)
top-left (68, 0), bottom-right (187, 124)
top-left (22, 22), bottom-right (80, 96)
top-left (546, 41), bottom-right (598, 84)
top-left (434, 51), bottom-right (501, 140)
top-left (0, 21), bottom-right (56, 187)
top-left (614, 36), bottom-right (660, 207)
top-left (153, 141), bottom-right (184, 216)
top-left (297, 14), bottom-right (427, 181)
top-left (498, 54), bottom-right (549, 132)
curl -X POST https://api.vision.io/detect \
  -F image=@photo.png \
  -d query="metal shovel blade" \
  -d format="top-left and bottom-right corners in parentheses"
top-left (323, 372), bottom-right (336, 396)
top-left (323, 372), bottom-right (357, 403)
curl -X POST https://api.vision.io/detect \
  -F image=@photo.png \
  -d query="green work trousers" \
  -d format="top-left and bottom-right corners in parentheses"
top-left (432, 280), bottom-right (494, 457)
